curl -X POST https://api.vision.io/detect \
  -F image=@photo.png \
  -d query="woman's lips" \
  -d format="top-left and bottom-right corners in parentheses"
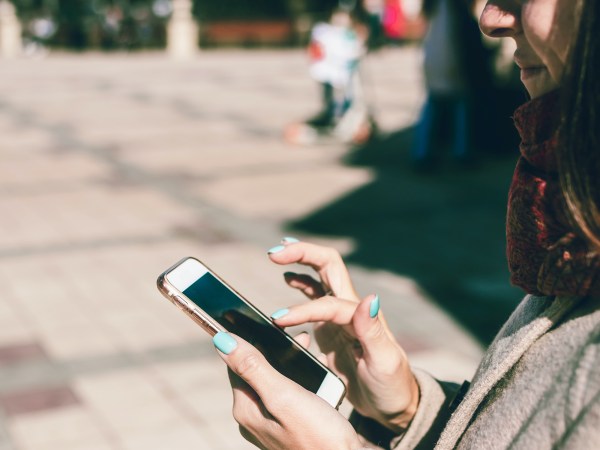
top-left (520, 66), bottom-right (545, 80)
top-left (514, 54), bottom-right (546, 80)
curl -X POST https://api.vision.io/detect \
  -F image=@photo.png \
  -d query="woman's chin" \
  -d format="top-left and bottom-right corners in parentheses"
top-left (521, 70), bottom-right (560, 99)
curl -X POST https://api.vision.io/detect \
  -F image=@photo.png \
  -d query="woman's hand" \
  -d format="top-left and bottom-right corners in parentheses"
top-left (213, 331), bottom-right (363, 450)
top-left (268, 240), bottom-right (419, 432)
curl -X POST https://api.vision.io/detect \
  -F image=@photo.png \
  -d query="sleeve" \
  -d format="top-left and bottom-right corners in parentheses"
top-left (557, 389), bottom-right (600, 448)
top-left (350, 369), bottom-right (461, 450)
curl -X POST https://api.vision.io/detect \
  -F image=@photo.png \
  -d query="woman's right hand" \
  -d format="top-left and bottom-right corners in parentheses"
top-left (268, 240), bottom-right (420, 433)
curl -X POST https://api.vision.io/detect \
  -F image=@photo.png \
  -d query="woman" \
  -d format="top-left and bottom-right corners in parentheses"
top-left (211, 0), bottom-right (600, 448)
top-left (411, 0), bottom-right (492, 167)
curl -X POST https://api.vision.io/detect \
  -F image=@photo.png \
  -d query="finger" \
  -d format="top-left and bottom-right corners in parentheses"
top-left (228, 369), bottom-right (269, 421)
top-left (213, 332), bottom-right (302, 409)
top-left (293, 331), bottom-right (311, 349)
top-left (270, 296), bottom-right (357, 328)
top-left (317, 352), bottom-right (328, 366)
top-left (281, 236), bottom-right (301, 245)
top-left (352, 295), bottom-right (404, 368)
top-left (283, 272), bottom-right (326, 299)
top-left (319, 351), bottom-right (350, 388)
top-left (228, 369), bottom-right (276, 427)
top-left (228, 369), bottom-right (260, 404)
top-left (267, 242), bottom-right (359, 301)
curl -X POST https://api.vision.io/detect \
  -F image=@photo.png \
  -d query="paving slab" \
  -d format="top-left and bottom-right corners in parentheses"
top-left (0, 47), bottom-right (490, 449)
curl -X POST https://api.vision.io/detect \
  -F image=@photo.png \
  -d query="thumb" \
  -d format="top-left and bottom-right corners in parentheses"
top-left (213, 331), bottom-right (297, 411)
top-left (352, 295), bottom-right (400, 367)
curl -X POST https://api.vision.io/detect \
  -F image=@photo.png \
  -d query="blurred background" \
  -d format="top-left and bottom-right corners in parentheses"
top-left (12, 0), bottom-right (422, 52)
top-left (1, 0), bottom-right (528, 449)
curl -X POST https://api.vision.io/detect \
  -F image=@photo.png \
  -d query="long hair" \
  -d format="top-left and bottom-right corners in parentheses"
top-left (558, 0), bottom-right (600, 249)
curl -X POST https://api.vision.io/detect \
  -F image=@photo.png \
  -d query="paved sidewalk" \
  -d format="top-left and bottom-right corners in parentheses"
top-left (0, 48), bottom-right (485, 450)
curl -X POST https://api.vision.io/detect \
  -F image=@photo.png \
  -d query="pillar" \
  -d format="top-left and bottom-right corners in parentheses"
top-left (166, 0), bottom-right (198, 60)
top-left (0, 0), bottom-right (22, 58)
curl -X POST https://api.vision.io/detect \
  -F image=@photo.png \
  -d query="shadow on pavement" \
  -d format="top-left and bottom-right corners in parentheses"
top-left (286, 125), bottom-right (526, 345)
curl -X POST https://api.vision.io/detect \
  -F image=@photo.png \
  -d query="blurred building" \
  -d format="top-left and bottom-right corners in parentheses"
top-left (11, 0), bottom-right (324, 50)
top-left (14, 0), bottom-right (170, 50)
top-left (195, 0), bottom-right (315, 47)
top-left (12, 0), bottom-right (426, 51)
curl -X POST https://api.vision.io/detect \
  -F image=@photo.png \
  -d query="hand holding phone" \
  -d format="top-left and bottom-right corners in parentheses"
top-left (267, 241), bottom-right (421, 433)
top-left (211, 330), bottom-right (362, 450)
top-left (156, 256), bottom-right (346, 409)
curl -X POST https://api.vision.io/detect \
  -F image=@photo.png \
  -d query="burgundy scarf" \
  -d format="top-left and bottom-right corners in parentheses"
top-left (507, 90), bottom-right (600, 297)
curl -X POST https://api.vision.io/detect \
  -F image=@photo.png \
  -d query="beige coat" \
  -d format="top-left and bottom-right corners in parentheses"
top-left (352, 295), bottom-right (600, 449)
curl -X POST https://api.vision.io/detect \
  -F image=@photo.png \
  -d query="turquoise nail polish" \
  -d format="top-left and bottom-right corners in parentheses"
top-left (369, 295), bottom-right (380, 318)
top-left (282, 237), bottom-right (300, 243)
top-left (268, 245), bottom-right (285, 254)
top-left (213, 331), bottom-right (237, 354)
top-left (271, 308), bottom-right (289, 320)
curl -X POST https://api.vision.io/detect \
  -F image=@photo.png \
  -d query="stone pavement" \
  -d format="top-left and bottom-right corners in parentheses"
top-left (0, 48), bottom-right (488, 450)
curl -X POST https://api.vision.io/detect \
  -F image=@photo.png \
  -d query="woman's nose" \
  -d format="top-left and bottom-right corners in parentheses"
top-left (479, 1), bottom-right (520, 38)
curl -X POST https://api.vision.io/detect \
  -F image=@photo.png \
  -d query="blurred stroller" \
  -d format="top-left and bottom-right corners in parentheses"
top-left (284, 3), bottom-right (377, 146)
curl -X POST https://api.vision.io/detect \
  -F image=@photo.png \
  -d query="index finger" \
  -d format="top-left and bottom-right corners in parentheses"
top-left (271, 296), bottom-right (357, 328)
top-left (267, 242), bottom-right (359, 301)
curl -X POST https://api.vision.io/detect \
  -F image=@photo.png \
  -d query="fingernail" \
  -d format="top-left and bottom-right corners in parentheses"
top-left (267, 245), bottom-right (285, 254)
top-left (271, 308), bottom-right (289, 320)
top-left (369, 295), bottom-right (380, 318)
top-left (213, 331), bottom-right (237, 354)
top-left (282, 237), bottom-right (300, 244)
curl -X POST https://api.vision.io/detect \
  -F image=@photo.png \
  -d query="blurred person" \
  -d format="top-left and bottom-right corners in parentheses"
top-left (284, 1), bottom-right (376, 146)
top-left (363, 0), bottom-right (409, 47)
top-left (411, 0), bottom-right (493, 169)
top-left (207, 0), bottom-right (600, 448)
top-left (382, 0), bottom-right (407, 43)
top-left (22, 11), bottom-right (56, 57)
top-left (55, 0), bottom-right (88, 49)
top-left (362, 0), bottom-right (386, 48)
top-left (100, 4), bottom-right (122, 49)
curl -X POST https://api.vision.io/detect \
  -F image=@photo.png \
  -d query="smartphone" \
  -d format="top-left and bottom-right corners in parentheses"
top-left (156, 256), bottom-right (346, 409)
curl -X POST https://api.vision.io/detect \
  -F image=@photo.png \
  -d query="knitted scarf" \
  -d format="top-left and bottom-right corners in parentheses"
top-left (507, 90), bottom-right (600, 297)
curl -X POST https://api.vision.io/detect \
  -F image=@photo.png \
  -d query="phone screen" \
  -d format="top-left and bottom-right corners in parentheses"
top-left (183, 271), bottom-right (326, 393)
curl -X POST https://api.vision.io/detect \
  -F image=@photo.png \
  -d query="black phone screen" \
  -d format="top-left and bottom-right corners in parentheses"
top-left (183, 271), bottom-right (326, 393)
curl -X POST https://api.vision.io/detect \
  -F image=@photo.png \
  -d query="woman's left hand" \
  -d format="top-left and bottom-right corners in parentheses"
top-left (213, 331), bottom-right (363, 450)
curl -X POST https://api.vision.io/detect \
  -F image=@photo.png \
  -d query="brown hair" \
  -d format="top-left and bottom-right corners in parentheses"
top-left (558, 0), bottom-right (600, 249)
